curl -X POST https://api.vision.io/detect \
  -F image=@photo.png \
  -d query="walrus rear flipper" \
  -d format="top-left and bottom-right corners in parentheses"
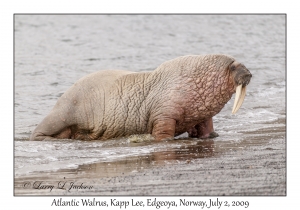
top-left (30, 110), bottom-right (72, 141)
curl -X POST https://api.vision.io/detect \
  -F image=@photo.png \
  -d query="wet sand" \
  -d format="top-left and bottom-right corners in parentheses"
top-left (14, 118), bottom-right (286, 196)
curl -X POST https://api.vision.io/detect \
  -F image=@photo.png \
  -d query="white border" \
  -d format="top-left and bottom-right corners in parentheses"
top-left (4, 0), bottom-right (296, 209)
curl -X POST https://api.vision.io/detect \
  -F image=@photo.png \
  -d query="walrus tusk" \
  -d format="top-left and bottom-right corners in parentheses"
top-left (232, 84), bottom-right (247, 114)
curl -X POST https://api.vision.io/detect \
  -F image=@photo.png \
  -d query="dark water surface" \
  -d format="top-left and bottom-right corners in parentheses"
top-left (14, 15), bottom-right (285, 177)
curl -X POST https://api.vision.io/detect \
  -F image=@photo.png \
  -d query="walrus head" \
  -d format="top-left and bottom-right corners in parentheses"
top-left (228, 61), bottom-right (252, 114)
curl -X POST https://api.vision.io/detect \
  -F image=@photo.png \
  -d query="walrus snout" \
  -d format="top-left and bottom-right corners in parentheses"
top-left (238, 73), bottom-right (252, 86)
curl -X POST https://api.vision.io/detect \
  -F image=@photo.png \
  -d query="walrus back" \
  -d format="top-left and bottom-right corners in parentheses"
top-left (30, 69), bottom-right (136, 140)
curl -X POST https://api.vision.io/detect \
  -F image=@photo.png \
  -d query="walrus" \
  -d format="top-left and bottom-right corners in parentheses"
top-left (30, 54), bottom-right (252, 141)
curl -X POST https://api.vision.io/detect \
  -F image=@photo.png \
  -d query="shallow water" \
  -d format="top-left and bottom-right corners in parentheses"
top-left (14, 15), bottom-right (285, 177)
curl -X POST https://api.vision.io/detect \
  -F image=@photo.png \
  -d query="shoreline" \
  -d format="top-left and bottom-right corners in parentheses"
top-left (14, 120), bottom-right (286, 196)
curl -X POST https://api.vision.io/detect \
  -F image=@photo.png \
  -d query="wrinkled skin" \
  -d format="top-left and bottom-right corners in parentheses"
top-left (30, 54), bottom-right (252, 141)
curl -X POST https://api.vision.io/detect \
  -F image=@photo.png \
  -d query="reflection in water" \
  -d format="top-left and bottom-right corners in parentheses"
top-left (153, 139), bottom-right (215, 162)
top-left (65, 139), bottom-right (215, 178)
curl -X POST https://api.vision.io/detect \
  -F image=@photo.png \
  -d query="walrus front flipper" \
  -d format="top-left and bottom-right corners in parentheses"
top-left (152, 118), bottom-right (176, 141)
top-left (188, 117), bottom-right (219, 139)
top-left (30, 110), bottom-right (72, 141)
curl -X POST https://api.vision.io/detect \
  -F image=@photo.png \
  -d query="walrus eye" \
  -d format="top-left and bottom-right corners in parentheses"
top-left (230, 65), bottom-right (236, 71)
